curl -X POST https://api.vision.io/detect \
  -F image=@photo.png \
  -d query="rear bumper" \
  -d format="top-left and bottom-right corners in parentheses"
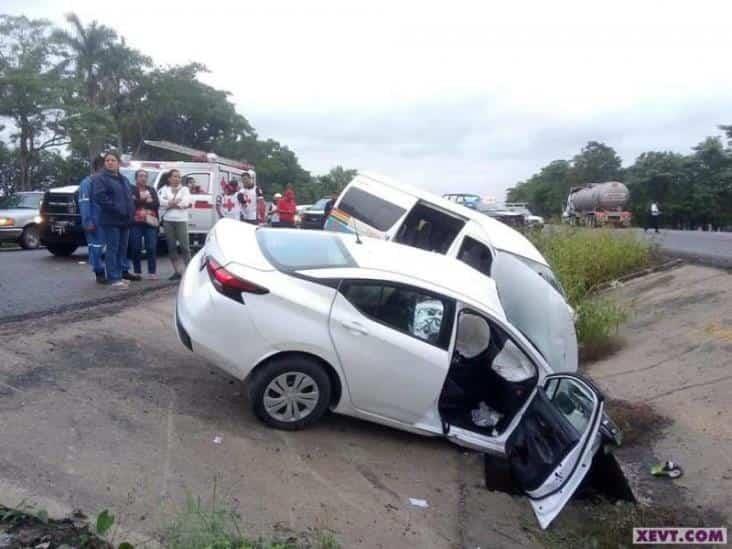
top-left (0, 227), bottom-right (23, 241)
top-left (175, 249), bottom-right (267, 381)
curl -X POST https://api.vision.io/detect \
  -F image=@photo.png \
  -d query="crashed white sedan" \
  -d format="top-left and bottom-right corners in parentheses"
top-left (176, 219), bottom-right (617, 528)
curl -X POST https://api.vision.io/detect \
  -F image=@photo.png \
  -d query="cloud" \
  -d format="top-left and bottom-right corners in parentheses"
top-left (3, 0), bottom-right (732, 198)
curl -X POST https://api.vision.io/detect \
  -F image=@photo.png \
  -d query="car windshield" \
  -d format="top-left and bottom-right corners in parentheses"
top-left (0, 193), bottom-right (42, 210)
top-left (310, 198), bottom-right (330, 210)
top-left (257, 229), bottom-right (356, 271)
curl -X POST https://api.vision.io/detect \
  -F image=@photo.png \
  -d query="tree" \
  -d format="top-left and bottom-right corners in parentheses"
top-left (571, 141), bottom-right (622, 183)
top-left (52, 13), bottom-right (122, 163)
top-left (0, 15), bottom-right (68, 190)
top-left (314, 166), bottom-right (358, 196)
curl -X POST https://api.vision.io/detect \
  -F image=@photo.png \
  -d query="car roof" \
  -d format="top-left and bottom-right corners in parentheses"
top-left (352, 172), bottom-right (547, 265)
top-left (321, 232), bottom-right (506, 318)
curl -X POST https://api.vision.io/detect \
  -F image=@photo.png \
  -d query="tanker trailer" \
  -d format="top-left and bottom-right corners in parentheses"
top-left (563, 181), bottom-right (631, 227)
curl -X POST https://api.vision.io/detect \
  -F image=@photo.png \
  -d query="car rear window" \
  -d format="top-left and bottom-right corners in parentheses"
top-left (338, 187), bottom-right (406, 231)
top-left (256, 229), bottom-right (356, 271)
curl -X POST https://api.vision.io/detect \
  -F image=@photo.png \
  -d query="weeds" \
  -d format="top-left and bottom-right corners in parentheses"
top-left (528, 228), bottom-right (651, 354)
top-left (166, 492), bottom-right (340, 549)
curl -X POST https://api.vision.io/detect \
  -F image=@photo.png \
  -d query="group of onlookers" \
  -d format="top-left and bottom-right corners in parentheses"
top-left (80, 150), bottom-right (308, 288)
top-left (80, 150), bottom-right (192, 288)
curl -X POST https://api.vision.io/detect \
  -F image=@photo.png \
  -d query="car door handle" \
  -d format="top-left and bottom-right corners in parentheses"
top-left (341, 320), bottom-right (369, 336)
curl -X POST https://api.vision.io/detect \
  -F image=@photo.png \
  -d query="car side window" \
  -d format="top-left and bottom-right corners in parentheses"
top-left (342, 281), bottom-right (455, 349)
top-left (457, 236), bottom-right (493, 276)
top-left (338, 187), bottom-right (406, 232)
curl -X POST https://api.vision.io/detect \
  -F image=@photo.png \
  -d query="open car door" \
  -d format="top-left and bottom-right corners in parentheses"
top-left (506, 373), bottom-right (604, 529)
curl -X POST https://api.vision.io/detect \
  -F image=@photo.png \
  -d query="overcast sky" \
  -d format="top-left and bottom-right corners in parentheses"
top-left (4, 0), bottom-right (732, 198)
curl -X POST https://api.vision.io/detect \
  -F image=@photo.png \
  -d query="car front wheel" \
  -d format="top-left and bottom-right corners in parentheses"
top-left (19, 225), bottom-right (40, 249)
top-left (249, 357), bottom-right (331, 430)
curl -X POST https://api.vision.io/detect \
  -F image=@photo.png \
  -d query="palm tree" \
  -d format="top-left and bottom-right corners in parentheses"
top-left (52, 13), bottom-right (118, 164)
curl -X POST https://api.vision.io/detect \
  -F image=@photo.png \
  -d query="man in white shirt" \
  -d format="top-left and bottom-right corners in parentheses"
top-left (238, 171), bottom-right (258, 224)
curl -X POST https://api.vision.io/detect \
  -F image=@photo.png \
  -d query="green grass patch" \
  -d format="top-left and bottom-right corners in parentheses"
top-left (166, 494), bottom-right (340, 549)
top-left (528, 228), bottom-right (651, 355)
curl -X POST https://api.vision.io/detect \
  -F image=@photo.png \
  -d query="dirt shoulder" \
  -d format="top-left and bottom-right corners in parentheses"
top-left (0, 292), bottom-right (540, 548)
top-left (588, 264), bottom-right (732, 523)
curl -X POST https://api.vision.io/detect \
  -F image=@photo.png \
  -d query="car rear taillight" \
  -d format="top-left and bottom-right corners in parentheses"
top-left (206, 257), bottom-right (269, 303)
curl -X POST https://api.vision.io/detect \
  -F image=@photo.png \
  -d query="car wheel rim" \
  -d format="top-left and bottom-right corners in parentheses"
top-left (25, 229), bottom-right (39, 248)
top-left (263, 372), bottom-right (320, 422)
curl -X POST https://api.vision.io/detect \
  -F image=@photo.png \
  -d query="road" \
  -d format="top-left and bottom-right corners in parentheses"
top-left (631, 228), bottom-right (732, 267)
top-left (0, 247), bottom-right (175, 321)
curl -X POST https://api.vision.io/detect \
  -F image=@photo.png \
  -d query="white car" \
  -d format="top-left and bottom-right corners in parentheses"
top-left (175, 219), bottom-right (618, 528)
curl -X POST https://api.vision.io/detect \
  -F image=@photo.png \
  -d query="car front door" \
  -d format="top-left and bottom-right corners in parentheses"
top-left (329, 280), bottom-right (455, 428)
top-left (505, 374), bottom-right (604, 528)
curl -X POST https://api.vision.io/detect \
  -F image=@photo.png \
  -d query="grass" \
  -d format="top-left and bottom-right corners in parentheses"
top-left (527, 228), bottom-right (651, 355)
top-left (165, 493), bottom-right (340, 549)
top-left (530, 498), bottom-right (715, 549)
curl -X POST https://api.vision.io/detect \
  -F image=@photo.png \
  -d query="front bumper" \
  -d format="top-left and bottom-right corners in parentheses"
top-left (0, 227), bottom-right (23, 242)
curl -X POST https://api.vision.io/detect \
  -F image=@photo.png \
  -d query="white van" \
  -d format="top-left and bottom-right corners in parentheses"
top-left (324, 172), bottom-right (578, 373)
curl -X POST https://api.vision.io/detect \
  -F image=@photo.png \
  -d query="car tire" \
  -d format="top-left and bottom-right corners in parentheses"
top-left (47, 243), bottom-right (77, 257)
top-left (19, 225), bottom-right (40, 249)
top-left (249, 357), bottom-right (332, 431)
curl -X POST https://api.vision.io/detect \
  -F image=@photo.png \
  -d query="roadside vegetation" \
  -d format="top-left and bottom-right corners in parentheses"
top-left (166, 494), bottom-right (340, 549)
top-left (528, 227), bottom-right (652, 357)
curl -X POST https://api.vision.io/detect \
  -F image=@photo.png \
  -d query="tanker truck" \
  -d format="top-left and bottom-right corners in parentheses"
top-left (563, 181), bottom-right (631, 227)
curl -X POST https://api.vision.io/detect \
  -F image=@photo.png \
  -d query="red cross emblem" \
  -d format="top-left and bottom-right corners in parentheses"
top-left (224, 197), bottom-right (235, 212)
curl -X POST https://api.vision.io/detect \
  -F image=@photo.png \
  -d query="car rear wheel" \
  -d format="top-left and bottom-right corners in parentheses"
top-left (249, 357), bottom-right (331, 430)
top-left (47, 243), bottom-right (77, 257)
top-left (19, 225), bottom-right (40, 249)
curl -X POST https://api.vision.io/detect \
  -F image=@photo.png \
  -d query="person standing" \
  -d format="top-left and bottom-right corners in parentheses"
top-left (130, 170), bottom-right (160, 280)
top-left (646, 201), bottom-right (661, 233)
top-left (322, 191), bottom-right (338, 229)
top-left (159, 169), bottom-right (192, 281)
top-left (79, 154), bottom-right (106, 283)
top-left (269, 192), bottom-right (282, 226)
top-left (256, 186), bottom-right (266, 225)
top-left (92, 150), bottom-right (135, 289)
top-left (238, 172), bottom-right (258, 225)
top-left (274, 188), bottom-right (297, 228)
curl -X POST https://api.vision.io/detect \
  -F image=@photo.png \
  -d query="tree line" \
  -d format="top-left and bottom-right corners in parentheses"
top-left (506, 132), bottom-right (732, 230)
top-left (0, 13), bottom-right (355, 202)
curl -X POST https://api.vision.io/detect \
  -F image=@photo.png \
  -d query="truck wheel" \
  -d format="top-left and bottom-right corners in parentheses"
top-left (19, 225), bottom-right (40, 249)
top-left (47, 243), bottom-right (77, 257)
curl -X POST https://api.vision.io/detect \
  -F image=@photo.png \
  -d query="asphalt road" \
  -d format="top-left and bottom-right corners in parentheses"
top-left (0, 246), bottom-right (176, 321)
top-left (1, 228), bottom-right (730, 321)
top-left (631, 228), bottom-right (732, 267)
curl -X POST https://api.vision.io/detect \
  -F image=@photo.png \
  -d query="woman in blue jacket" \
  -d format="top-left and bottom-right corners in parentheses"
top-left (92, 151), bottom-right (135, 288)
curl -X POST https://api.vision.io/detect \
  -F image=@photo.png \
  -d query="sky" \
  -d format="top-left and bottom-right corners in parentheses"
top-left (3, 0), bottom-right (732, 199)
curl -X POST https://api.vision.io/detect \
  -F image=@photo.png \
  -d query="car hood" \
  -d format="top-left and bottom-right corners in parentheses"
top-left (0, 208), bottom-right (38, 219)
top-left (491, 252), bottom-right (578, 373)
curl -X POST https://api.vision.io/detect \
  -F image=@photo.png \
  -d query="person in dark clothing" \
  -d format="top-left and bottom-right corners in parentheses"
top-left (79, 154), bottom-right (106, 283)
top-left (322, 191), bottom-right (338, 228)
top-left (92, 150), bottom-right (135, 288)
top-left (130, 169), bottom-right (160, 279)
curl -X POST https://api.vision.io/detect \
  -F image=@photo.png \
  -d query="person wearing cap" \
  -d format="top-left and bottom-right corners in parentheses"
top-left (79, 154), bottom-right (106, 283)
top-left (274, 186), bottom-right (297, 228)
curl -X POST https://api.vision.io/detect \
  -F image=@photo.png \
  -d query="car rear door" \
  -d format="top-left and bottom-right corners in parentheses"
top-left (328, 279), bottom-right (455, 428)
